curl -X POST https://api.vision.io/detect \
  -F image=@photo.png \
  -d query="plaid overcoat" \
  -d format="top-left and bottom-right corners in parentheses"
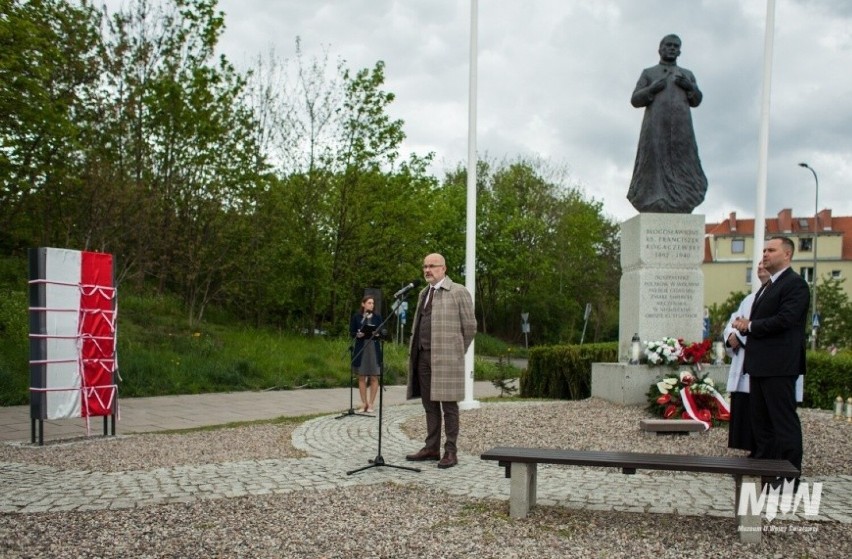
top-left (406, 276), bottom-right (477, 402)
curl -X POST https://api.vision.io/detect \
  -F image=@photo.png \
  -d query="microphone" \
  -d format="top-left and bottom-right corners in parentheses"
top-left (393, 280), bottom-right (421, 298)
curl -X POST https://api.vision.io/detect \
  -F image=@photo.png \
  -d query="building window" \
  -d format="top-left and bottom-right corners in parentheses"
top-left (800, 267), bottom-right (814, 283)
top-left (731, 238), bottom-right (745, 253)
top-left (832, 270), bottom-right (842, 279)
top-left (745, 267), bottom-right (752, 284)
top-left (799, 237), bottom-right (813, 252)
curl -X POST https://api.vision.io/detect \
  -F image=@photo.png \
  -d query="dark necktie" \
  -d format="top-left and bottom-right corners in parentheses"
top-left (757, 279), bottom-right (772, 299)
top-left (750, 279), bottom-right (772, 314)
top-left (424, 287), bottom-right (436, 310)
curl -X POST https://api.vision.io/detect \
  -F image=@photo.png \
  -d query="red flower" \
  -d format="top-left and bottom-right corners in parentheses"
top-left (680, 339), bottom-right (712, 365)
top-left (681, 411), bottom-right (691, 420)
top-left (664, 405), bottom-right (677, 419)
top-left (697, 409), bottom-right (712, 423)
top-left (656, 394), bottom-right (671, 405)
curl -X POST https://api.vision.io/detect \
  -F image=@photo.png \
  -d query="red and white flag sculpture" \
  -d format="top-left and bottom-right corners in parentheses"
top-left (28, 248), bottom-right (118, 431)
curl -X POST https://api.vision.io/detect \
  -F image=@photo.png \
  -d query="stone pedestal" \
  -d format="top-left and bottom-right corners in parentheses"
top-left (618, 213), bottom-right (705, 360)
top-left (592, 213), bottom-right (710, 405)
top-left (591, 363), bottom-right (728, 406)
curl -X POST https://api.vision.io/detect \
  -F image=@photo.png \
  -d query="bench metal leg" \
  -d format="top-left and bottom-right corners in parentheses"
top-left (736, 474), bottom-right (763, 544)
top-left (509, 462), bottom-right (537, 518)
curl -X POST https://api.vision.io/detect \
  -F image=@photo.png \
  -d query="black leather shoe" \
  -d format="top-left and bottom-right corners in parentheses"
top-left (437, 451), bottom-right (458, 469)
top-left (762, 477), bottom-right (798, 491)
top-left (405, 448), bottom-right (440, 461)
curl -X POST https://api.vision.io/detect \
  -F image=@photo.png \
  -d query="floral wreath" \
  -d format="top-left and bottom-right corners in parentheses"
top-left (643, 337), bottom-right (729, 429)
top-left (647, 369), bottom-right (730, 429)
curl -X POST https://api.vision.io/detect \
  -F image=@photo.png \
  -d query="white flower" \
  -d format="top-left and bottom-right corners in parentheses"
top-left (656, 381), bottom-right (670, 394)
top-left (703, 377), bottom-right (714, 387)
top-left (663, 377), bottom-right (677, 387)
top-left (679, 370), bottom-right (694, 382)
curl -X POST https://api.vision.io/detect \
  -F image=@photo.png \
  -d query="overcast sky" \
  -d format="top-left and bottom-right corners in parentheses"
top-left (180, 1), bottom-right (850, 222)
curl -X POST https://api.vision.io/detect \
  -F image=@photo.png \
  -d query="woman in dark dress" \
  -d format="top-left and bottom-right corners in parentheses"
top-left (350, 296), bottom-right (383, 412)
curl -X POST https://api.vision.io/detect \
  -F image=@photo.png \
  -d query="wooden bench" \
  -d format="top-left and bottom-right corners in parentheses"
top-left (480, 446), bottom-right (800, 544)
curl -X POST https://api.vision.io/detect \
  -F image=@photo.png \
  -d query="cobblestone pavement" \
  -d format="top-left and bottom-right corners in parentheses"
top-left (2, 402), bottom-right (850, 524)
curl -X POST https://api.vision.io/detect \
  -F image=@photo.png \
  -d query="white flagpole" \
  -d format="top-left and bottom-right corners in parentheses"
top-left (753, 0), bottom-right (776, 289)
top-left (461, 0), bottom-right (480, 410)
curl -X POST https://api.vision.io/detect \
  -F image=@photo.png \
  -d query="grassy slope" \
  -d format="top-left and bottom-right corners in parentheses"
top-left (0, 290), bottom-right (521, 406)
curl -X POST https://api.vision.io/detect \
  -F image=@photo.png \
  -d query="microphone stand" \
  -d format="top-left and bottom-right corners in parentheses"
top-left (348, 297), bottom-right (421, 475)
top-left (336, 316), bottom-right (376, 420)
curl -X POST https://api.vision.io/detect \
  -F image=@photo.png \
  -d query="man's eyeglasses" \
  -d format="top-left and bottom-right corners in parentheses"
top-left (422, 264), bottom-right (443, 269)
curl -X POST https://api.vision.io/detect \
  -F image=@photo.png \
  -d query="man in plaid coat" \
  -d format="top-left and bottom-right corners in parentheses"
top-left (405, 253), bottom-right (477, 468)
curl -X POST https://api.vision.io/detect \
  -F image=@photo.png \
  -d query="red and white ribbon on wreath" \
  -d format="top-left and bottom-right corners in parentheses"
top-left (679, 386), bottom-right (731, 430)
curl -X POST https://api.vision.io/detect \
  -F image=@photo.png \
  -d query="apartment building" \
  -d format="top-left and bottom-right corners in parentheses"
top-left (703, 208), bottom-right (852, 306)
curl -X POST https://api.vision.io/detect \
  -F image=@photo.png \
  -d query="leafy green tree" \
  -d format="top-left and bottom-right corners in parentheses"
top-left (552, 190), bottom-right (621, 342)
top-left (480, 160), bottom-right (562, 338)
top-left (428, 163), bottom-right (477, 280)
top-left (0, 0), bottom-right (103, 251)
top-left (437, 157), bottom-right (619, 345)
top-left (707, 289), bottom-right (748, 341)
top-left (815, 277), bottom-right (852, 349)
top-left (241, 46), bottom-right (436, 332)
top-left (238, 43), bottom-right (340, 330)
top-left (327, 63), bottom-right (441, 328)
top-left (96, 0), bottom-right (266, 324)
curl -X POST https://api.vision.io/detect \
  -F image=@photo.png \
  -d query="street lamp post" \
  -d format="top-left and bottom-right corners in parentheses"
top-left (798, 162), bottom-right (819, 350)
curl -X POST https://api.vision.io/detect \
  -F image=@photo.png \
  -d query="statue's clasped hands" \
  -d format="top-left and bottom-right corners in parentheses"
top-left (649, 78), bottom-right (667, 94)
top-left (674, 75), bottom-right (693, 92)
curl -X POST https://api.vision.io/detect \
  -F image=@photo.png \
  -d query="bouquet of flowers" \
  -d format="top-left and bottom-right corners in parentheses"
top-left (646, 369), bottom-right (730, 429)
top-left (643, 337), bottom-right (683, 366)
top-left (680, 338), bottom-right (712, 367)
top-left (644, 337), bottom-right (712, 369)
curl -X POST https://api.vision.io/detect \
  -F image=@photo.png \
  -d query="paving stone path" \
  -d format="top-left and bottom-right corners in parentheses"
top-left (2, 403), bottom-right (850, 524)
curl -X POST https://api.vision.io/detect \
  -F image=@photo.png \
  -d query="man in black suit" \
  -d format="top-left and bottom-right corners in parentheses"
top-left (733, 236), bottom-right (809, 474)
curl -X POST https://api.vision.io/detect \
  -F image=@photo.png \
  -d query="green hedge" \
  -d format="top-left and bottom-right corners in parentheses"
top-left (520, 342), bottom-right (851, 411)
top-left (802, 352), bottom-right (852, 410)
top-left (520, 342), bottom-right (618, 399)
top-left (0, 289), bottom-right (29, 407)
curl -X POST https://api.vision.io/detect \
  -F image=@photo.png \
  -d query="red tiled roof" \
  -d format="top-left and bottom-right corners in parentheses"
top-left (705, 210), bottom-right (852, 261)
top-left (833, 217), bottom-right (852, 260)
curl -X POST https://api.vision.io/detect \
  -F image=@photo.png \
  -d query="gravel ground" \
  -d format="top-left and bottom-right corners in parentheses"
top-left (446, 399), bottom-right (849, 478)
top-left (0, 423), bottom-right (306, 472)
top-left (1, 398), bottom-right (849, 558)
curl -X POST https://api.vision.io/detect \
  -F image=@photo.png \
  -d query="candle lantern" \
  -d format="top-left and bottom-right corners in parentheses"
top-left (713, 335), bottom-right (725, 365)
top-left (835, 396), bottom-right (845, 420)
top-left (847, 397), bottom-right (852, 423)
top-left (629, 333), bottom-right (641, 365)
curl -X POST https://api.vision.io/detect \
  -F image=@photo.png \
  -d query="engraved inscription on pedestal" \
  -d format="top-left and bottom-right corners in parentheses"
top-left (643, 271), bottom-right (701, 320)
top-left (642, 227), bottom-right (703, 264)
top-left (622, 216), bottom-right (705, 270)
